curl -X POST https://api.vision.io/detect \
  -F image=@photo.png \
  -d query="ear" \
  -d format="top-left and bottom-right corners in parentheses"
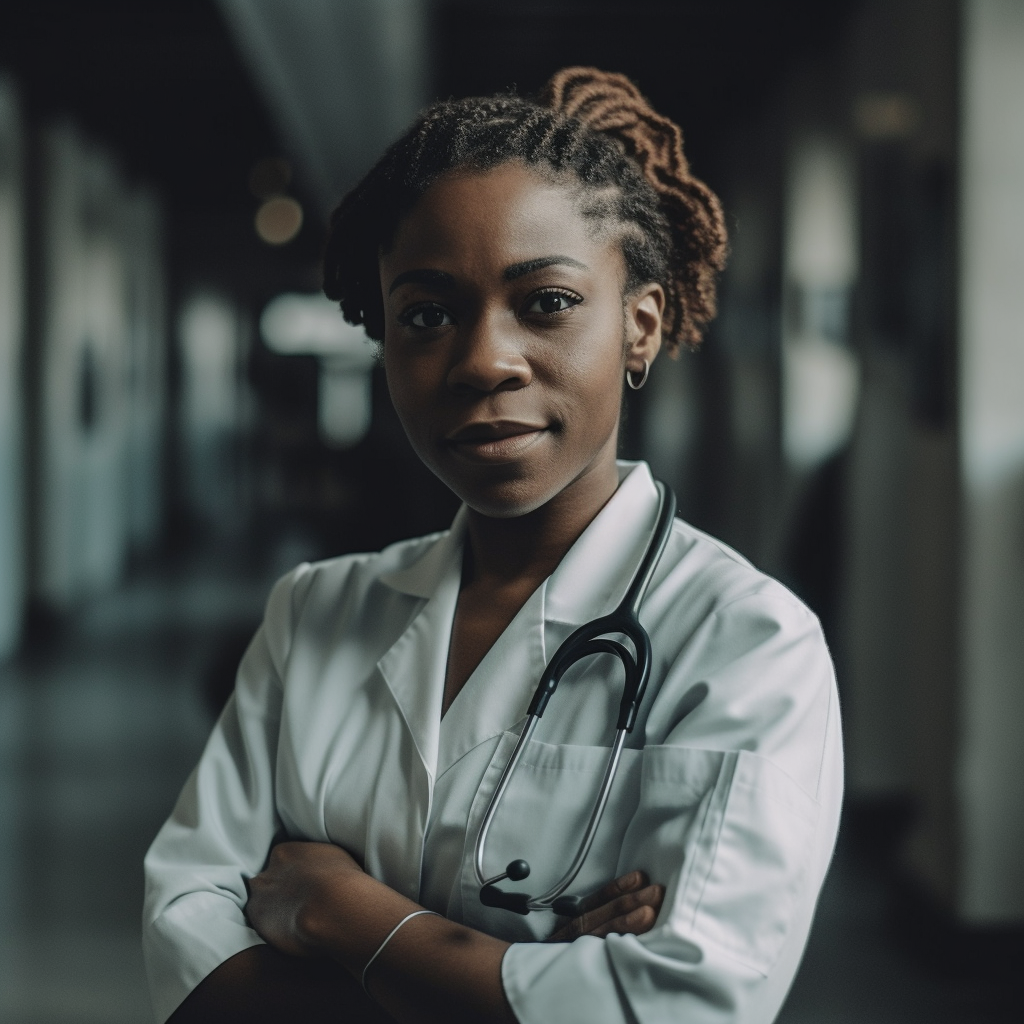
top-left (624, 283), bottom-right (665, 372)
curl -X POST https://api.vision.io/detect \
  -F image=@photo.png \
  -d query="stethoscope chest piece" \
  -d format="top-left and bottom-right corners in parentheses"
top-left (473, 480), bottom-right (676, 916)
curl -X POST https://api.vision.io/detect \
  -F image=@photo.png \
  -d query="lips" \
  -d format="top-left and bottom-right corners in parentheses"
top-left (444, 420), bottom-right (548, 463)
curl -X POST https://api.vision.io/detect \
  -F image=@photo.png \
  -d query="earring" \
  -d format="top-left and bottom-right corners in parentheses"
top-left (625, 359), bottom-right (649, 390)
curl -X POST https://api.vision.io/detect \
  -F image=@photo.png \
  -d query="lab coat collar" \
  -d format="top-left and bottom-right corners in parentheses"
top-left (378, 462), bottom-right (660, 624)
top-left (545, 461), bottom-right (661, 626)
top-left (373, 462), bottom-right (660, 785)
top-left (431, 461), bottom-right (662, 777)
top-left (378, 506), bottom-right (470, 600)
top-left (374, 528), bottom-right (463, 785)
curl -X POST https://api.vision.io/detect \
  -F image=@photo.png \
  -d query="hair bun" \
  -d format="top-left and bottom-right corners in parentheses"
top-left (541, 66), bottom-right (690, 187)
top-left (541, 66), bottom-right (728, 349)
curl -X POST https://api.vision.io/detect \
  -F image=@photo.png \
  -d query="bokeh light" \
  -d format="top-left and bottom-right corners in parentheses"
top-left (254, 195), bottom-right (303, 245)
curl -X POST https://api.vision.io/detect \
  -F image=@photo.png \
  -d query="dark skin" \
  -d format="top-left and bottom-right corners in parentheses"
top-left (170, 163), bottom-right (666, 1024)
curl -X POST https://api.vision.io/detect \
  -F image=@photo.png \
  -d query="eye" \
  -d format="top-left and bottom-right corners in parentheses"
top-left (525, 289), bottom-right (583, 315)
top-left (400, 304), bottom-right (454, 329)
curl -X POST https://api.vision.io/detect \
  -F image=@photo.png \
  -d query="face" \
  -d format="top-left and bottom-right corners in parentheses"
top-left (380, 161), bottom-right (663, 518)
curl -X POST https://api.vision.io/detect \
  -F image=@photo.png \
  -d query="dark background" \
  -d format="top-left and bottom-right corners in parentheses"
top-left (0, 2), bottom-right (1020, 1022)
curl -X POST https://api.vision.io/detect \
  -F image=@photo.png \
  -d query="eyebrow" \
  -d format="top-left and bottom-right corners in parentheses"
top-left (388, 269), bottom-right (455, 295)
top-left (503, 255), bottom-right (589, 280)
top-left (387, 255), bottom-right (589, 295)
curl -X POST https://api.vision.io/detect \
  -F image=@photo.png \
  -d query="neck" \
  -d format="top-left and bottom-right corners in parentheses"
top-left (463, 459), bottom-right (621, 588)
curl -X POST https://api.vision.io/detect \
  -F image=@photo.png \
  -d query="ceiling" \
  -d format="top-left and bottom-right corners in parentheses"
top-left (0, 0), bottom-right (321, 301)
top-left (0, 0), bottom-right (856, 307)
top-left (216, 0), bottom-right (429, 217)
top-left (218, 0), bottom-right (856, 212)
top-left (430, 0), bottom-right (855, 168)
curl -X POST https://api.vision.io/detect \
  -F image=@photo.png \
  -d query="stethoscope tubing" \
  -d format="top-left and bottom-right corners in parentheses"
top-left (475, 714), bottom-right (539, 888)
top-left (474, 480), bottom-right (676, 916)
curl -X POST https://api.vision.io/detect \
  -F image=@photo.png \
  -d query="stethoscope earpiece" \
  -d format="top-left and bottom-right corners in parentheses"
top-left (474, 481), bottom-right (677, 917)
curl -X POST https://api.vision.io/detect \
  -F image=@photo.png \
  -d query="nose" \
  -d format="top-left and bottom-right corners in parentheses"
top-left (446, 313), bottom-right (532, 395)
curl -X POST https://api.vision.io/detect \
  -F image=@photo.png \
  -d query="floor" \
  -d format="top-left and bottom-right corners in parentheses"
top-left (0, 557), bottom-right (270, 1024)
top-left (0, 559), bottom-right (1018, 1024)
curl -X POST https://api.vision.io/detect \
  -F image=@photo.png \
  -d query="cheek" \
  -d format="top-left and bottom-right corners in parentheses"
top-left (556, 321), bottom-right (627, 425)
top-left (383, 339), bottom-right (422, 404)
top-left (382, 357), bottom-right (425, 444)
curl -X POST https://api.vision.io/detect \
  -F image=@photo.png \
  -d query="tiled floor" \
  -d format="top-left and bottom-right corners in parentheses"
top-left (0, 560), bottom-right (1017, 1023)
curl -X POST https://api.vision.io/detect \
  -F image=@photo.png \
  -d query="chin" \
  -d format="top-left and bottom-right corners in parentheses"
top-left (462, 486), bottom-right (553, 520)
top-left (444, 469), bottom-right (558, 520)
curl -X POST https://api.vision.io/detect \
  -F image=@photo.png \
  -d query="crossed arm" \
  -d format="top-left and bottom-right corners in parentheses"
top-left (168, 841), bottom-right (664, 1024)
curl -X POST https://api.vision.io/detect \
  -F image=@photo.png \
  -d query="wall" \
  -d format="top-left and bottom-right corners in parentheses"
top-left (957, 0), bottom-right (1024, 923)
top-left (33, 126), bottom-right (166, 609)
top-left (708, 0), bottom-right (1023, 925)
top-left (0, 77), bottom-right (24, 657)
top-left (124, 190), bottom-right (166, 554)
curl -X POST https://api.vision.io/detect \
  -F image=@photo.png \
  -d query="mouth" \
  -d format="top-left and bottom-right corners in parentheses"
top-left (444, 420), bottom-right (548, 463)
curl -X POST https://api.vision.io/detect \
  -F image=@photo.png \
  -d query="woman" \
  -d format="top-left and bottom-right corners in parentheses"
top-left (144, 68), bottom-right (843, 1024)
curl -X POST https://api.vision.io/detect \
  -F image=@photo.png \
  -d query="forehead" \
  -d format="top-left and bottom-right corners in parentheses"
top-left (383, 162), bottom-right (620, 272)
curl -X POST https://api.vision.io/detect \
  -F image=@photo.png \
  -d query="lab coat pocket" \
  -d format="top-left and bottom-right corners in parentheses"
top-left (617, 746), bottom-right (723, 906)
top-left (461, 734), bottom-right (643, 940)
top-left (683, 749), bottom-right (820, 975)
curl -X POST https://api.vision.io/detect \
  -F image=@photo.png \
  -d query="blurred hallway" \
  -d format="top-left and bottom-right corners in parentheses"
top-left (0, 555), bottom-right (272, 1024)
top-left (2, 1), bottom-right (1024, 1020)
top-left (0, 557), bottom-right (1018, 1024)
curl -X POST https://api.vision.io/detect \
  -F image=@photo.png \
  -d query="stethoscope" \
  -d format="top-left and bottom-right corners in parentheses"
top-left (474, 480), bottom-right (676, 917)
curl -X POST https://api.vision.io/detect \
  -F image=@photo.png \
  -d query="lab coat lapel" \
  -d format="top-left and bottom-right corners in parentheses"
top-left (435, 582), bottom-right (548, 778)
top-left (375, 511), bottom-right (468, 782)
top-left (436, 463), bottom-right (662, 774)
top-left (534, 463), bottom-right (663, 747)
top-left (544, 461), bottom-right (662, 628)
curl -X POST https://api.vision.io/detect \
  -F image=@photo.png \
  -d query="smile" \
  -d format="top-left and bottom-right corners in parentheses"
top-left (444, 421), bottom-right (548, 464)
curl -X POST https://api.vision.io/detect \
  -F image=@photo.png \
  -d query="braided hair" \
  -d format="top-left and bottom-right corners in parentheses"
top-left (323, 67), bottom-right (727, 353)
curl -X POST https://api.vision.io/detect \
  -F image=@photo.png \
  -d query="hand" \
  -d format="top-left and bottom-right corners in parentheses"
top-left (548, 871), bottom-right (665, 942)
top-left (245, 841), bottom-right (366, 958)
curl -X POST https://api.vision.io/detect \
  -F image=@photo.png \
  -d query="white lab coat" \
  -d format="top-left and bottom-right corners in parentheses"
top-left (143, 461), bottom-right (843, 1024)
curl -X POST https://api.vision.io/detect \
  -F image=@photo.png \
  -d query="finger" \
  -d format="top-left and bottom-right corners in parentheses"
top-left (555, 885), bottom-right (659, 942)
top-left (588, 903), bottom-right (659, 939)
top-left (574, 885), bottom-right (665, 937)
top-left (576, 871), bottom-right (649, 917)
top-left (590, 884), bottom-right (664, 924)
top-left (547, 876), bottom-right (660, 943)
top-left (245, 872), bottom-right (266, 899)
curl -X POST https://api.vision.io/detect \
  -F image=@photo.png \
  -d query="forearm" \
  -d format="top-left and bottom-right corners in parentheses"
top-left (167, 945), bottom-right (395, 1024)
top-left (308, 872), bottom-right (517, 1024)
top-left (243, 844), bottom-right (662, 1023)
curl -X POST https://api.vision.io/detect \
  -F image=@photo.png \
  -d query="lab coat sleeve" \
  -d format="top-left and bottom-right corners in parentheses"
top-left (501, 588), bottom-right (843, 1024)
top-left (142, 564), bottom-right (312, 1024)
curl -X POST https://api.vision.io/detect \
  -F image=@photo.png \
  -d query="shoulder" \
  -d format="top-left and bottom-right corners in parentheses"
top-left (260, 529), bottom-right (450, 657)
top-left (646, 518), bottom-right (838, 798)
top-left (290, 529), bottom-right (447, 592)
top-left (652, 516), bottom-right (813, 629)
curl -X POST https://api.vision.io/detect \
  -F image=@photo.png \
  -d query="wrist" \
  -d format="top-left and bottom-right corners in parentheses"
top-left (300, 870), bottom-right (420, 975)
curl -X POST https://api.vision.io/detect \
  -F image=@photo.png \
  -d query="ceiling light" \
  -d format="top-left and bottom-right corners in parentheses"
top-left (255, 196), bottom-right (303, 245)
top-left (852, 93), bottom-right (920, 141)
